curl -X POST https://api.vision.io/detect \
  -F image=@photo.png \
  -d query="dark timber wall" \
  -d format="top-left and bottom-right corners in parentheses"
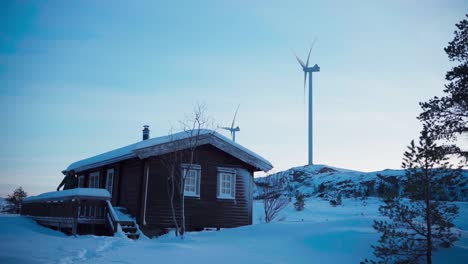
top-left (143, 144), bottom-right (255, 230)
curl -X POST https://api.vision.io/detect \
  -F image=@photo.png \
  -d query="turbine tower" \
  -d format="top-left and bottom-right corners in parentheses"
top-left (293, 42), bottom-right (320, 165)
top-left (220, 104), bottom-right (241, 142)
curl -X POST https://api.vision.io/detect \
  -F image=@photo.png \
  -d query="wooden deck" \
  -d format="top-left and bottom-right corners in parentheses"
top-left (21, 188), bottom-right (140, 239)
top-left (21, 188), bottom-right (117, 235)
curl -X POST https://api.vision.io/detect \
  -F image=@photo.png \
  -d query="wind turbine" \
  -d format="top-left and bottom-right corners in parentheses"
top-left (219, 104), bottom-right (241, 142)
top-left (293, 41), bottom-right (320, 166)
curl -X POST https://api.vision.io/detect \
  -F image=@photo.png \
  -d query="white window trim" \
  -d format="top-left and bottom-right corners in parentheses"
top-left (181, 163), bottom-right (201, 197)
top-left (217, 167), bottom-right (236, 200)
top-left (89, 171), bottom-right (100, 188)
top-left (106, 168), bottom-right (114, 195)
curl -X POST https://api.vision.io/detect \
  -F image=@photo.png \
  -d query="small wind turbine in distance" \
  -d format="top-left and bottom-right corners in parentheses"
top-left (292, 40), bottom-right (320, 166)
top-left (219, 104), bottom-right (241, 142)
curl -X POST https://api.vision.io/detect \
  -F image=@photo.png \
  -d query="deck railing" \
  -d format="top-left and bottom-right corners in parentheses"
top-left (21, 188), bottom-right (117, 235)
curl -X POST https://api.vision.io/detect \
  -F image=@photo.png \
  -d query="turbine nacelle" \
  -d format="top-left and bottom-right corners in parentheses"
top-left (305, 64), bottom-right (320, 73)
top-left (292, 40), bottom-right (320, 97)
top-left (220, 105), bottom-right (241, 142)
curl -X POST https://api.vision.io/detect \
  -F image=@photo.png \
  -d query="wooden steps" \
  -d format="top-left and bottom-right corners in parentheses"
top-left (114, 207), bottom-right (141, 240)
top-left (120, 221), bottom-right (140, 240)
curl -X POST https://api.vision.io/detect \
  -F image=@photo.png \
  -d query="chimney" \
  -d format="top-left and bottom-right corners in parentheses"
top-left (142, 125), bottom-right (150, 140)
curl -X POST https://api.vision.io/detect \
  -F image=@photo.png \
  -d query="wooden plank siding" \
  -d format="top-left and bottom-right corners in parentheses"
top-left (117, 158), bottom-right (144, 217)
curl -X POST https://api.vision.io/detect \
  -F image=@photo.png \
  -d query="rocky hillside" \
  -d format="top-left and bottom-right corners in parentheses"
top-left (254, 164), bottom-right (468, 201)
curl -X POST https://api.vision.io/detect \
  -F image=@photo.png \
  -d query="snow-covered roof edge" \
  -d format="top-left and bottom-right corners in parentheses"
top-left (23, 188), bottom-right (111, 203)
top-left (66, 129), bottom-right (273, 173)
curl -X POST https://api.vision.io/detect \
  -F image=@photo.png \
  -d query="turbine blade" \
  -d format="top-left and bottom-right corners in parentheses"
top-left (291, 49), bottom-right (306, 69)
top-left (231, 104), bottom-right (240, 129)
top-left (305, 38), bottom-right (317, 68)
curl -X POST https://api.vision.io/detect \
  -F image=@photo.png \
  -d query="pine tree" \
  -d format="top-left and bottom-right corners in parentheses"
top-left (419, 14), bottom-right (468, 162)
top-left (6, 186), bottom-right (27, 214)
top-left (366, 129), bottom-right (462, 264)
top-left (294, 191), bottom-right (305, 211)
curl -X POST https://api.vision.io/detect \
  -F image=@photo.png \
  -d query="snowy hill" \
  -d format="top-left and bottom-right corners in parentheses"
top-left (255, 164), bottom-right (468, 201)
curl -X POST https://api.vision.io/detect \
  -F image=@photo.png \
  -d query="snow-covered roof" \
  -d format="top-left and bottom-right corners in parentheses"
top-left (66, 129), bottom-right (273, 173)
top-left (23, 188), bottom-right (111, 203)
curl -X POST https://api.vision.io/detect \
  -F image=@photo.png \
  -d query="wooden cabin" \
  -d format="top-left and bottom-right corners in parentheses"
top-left (23, 128), bottom-right (272, 238)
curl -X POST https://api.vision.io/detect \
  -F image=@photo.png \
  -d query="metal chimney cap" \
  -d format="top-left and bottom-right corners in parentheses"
top-left (142, 125), bottom-right (150, 140)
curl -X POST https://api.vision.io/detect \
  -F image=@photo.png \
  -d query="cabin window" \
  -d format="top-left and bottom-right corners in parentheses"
top-left (181, 164), bottom-right (201, 197)
top-left (106, 168), bottom-right (114, 195)
top-left (217, 167), bottom-right (236, 199)
top-left (89, 172), bottom-right (100, 188)
top-left (78, 175), bottom-right (85, 188)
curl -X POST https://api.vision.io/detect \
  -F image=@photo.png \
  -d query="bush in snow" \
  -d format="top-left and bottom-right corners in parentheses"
top-left (336, 192), bottom-right (342, 205)
top-left (352, 187), bottom-right (361, 199)
top-left (329, 192), bottom-right (342, 207)
top-left (5, 186), bottom-right (27, 214)
top-left (317, 183), bottom-right (326, 193)
top-left (294, 191), bottom-right (305, 211)
top-left (363, 181), bottom-right (375, 196)
top-left (292, 170), bottom-right (307, 183)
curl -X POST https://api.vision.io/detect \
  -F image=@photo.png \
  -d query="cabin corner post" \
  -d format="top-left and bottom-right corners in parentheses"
top-left (248, 170), bottom-right (254, 225)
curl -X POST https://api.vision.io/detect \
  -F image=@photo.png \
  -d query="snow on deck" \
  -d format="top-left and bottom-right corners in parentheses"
top-left (2, 198), bottom-right (467, 263)
top-left (113, 207), bottom-right (135, 222)
top-left (23, 188), bottom-right (111, 203)
top-left (66, 129), bottom-right (272, 173)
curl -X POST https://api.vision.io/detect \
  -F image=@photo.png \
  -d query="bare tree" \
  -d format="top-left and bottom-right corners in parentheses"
top-left (257, 175), bottom-right (289, 223)
top-left (160, 137), bottom-right (181, 236)
top-left (160, 103), bottom-right (212, 238)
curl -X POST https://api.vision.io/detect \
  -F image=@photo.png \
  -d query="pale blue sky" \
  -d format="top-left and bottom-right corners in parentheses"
top-left (1, 0), bottom-right (467, 195)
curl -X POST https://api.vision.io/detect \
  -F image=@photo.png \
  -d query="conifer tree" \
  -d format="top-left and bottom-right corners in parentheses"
top-left (366, 129), bottom-right (462, 264)
top-left (419, 14), bottom-right (468, 162)
top-left (6, 186), bottom-right (27, 214)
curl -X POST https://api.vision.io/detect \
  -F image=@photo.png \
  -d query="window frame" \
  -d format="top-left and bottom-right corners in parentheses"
top-left (78, 175), bottom-right (85, 188)
top-left (181, 163), bottom-right (201, 198)
top-left (216, 167), bottom-right (236, 200)
top-left (89, 171), bottom-right (100, 188)
top-left (106, 168), bottom-right (114, 195)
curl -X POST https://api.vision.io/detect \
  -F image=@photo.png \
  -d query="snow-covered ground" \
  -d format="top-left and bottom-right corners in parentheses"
top-left (1, 198), bottom-right (467, 263)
